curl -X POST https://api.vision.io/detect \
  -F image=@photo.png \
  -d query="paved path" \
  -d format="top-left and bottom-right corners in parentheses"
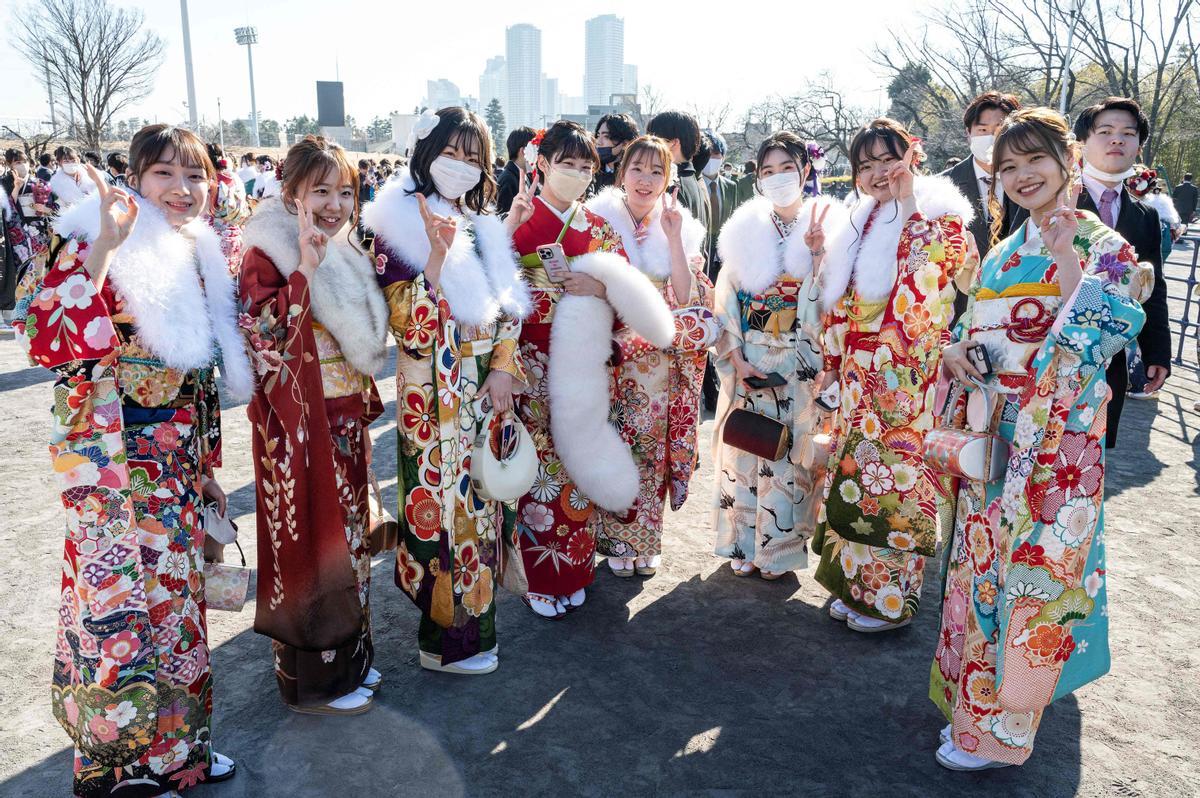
top-left (2, 250), bottom-right (1198, 797)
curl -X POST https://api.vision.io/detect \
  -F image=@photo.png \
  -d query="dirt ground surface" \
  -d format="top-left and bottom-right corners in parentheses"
top-left (2, 247), bottom-right (1199, 798)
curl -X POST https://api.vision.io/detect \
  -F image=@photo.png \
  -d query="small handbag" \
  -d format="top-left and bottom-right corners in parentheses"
top-left (204, 540), bottom-right (251, 612)
top-left (367, 469), bottom-right (399, 556)
top-left (495, 521), bottom-right (529, 595)
top-left (922, 380), bottom-right (1010, 483)
top-left (722, 385), bottom-right (791, 461)
top-left (470, 410), bottom-right (537, 503)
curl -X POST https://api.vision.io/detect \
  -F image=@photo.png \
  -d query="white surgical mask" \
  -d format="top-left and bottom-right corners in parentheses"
top-left (61, 162), bottom-right (81, 176)
top-left (545, 165), bottom-right (592, 203)
top-left (14, 164), bottom-right (28, 178)
top-left (702, 157), bottom-right (723, 179)
top-left (969, 134), bottom-right (994, 164)
top-left (1082, 160), bottom-right (1137, 183)
top-left (429, 155), bottom-right (481, 201)
top-left (758, 171), bottom-right (803, 208)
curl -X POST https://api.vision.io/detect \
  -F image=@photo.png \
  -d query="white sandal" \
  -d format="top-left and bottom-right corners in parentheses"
top-left (524, 592), bottom-right (565, 620)
top-left (361, 667), bottom-right (382, 691)
top-left (829, 598), bottom-right (852, 621)
top-left (635, 555), bottom-right (660, 576)
top-left (288, 689), bottom-right (373, 716)
top-left (419, 651), bottom-right (498, 675)
top-left (935, 740), bottom-right (1013, 771)
top-left (607, 557), bottom-right (635, 577)
top-left (207, 751), bottom-right (237, 782)
top-left (939, 723), bottom-right (951, 746)
top-left (847, 610), bottom-right (912, 633)
top-left (561, 588), bottom-right (586, 611)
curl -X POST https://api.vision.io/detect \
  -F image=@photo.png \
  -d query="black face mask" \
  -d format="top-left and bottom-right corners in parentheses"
top-left (597, 146), bottom-right (616, 165)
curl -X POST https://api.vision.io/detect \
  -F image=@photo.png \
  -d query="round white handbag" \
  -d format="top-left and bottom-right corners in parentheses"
top-left (470, 410), bottom-right (537, 502)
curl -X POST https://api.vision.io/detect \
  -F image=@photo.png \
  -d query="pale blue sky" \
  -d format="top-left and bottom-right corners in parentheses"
top-left (2, 0), bottom-right (922, 130)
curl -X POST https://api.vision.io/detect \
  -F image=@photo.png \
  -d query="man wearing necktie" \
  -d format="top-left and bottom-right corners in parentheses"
top-left (700, 130), bottom-right (739, 281)
top-left (1071, 98), bottom-right (1172, 447)
top-left (940, 91), bottom-right (1023, 323)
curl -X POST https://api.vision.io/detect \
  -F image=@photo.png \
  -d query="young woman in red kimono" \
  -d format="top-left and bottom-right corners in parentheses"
top-left (239, 136), bottom-right (389, 713)
top-left (510, 121), bottom-right (674, 619)
top-left (14, 125), bottom-right (250, 797)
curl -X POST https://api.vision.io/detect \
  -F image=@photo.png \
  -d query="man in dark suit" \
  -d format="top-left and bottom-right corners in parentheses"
top-left (939, 91), bottom-right (1022, 321)
top-left (496, 127), bottom-right (536, 215)
top-left (700, 131), bottom-right (739, 279)
top-left (1073, 97), bottom-right (1172, 447)
top-left (1173, 173), bottom-right (1198, 224)
top-left (736, 159), bottom-right (757, 206)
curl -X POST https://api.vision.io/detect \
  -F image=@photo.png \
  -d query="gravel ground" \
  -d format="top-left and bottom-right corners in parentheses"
top-left (1, 248), bottom-right (1198, 798)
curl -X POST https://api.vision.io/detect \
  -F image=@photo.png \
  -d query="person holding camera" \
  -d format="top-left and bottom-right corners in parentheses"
top-left (710, 132), bottom-right (847, 580)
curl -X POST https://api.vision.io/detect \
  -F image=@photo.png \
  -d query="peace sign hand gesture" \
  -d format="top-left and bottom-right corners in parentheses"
top-left (295, 199), bottom-right (328, 279)
top-left (418, 192), bottom-right (457, 264)
top-left (888, 145), bottom-right (917, 203)
top-left (1041, 179), bottom-right (1081, 259)
top-left (505, 166), bottom-right (538, 234)
top-left (660, 185), bottom-right (683, 242)
top-left (87, 163), bottom-right (138, 251)
top-left (803, 203), bottom-right (831, 260)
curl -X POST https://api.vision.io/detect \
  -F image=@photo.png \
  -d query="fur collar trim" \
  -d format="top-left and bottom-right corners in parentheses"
top-left (584, 187), bottom-right (705, 277)
top-left (821, 175), bottom-right (974, 310)
top-left (360, 170), bottom-right (530, 327)
top-left (716, 195), bottom-right (848, 294)
top-left (54, 193), bottom-right (254, 400)
top-left (241, 198), bottom-right (389, 376)
top-left (49, 170), bottom-right (95, 208)
top-left (1142, 192), bottom-right (1180, 226)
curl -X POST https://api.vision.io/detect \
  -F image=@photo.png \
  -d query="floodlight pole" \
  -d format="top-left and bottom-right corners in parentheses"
top-left (235, 26), bottom-right (261, 147)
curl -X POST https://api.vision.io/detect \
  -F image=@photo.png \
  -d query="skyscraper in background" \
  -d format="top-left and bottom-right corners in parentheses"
top-left (584, 15), bottom-right (623, 107)
top-left (425, 79), bottom-right (462, 111)
top-left (480, 56), bottom-right (507, 118)
top-left (622, 64), bottom-right (639, 97)
top-left (542, 75), bottom-right (560, 123)
top-left (506, 24), bottom-right (542, 130)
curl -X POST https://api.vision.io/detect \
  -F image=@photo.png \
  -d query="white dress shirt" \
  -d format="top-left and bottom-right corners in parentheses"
top-left (972, 159), bottom-right (1004, 221)
top-left (1081, 173), bottom-right (1123, 226)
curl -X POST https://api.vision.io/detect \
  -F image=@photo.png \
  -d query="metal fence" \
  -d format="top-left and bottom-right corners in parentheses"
top-left (1170, 235), bottom-right (1200, 366)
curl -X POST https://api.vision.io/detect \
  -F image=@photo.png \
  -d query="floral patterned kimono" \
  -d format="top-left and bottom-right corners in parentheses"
top-left (239, 197), bottom-right (389, 705)
top-left (12, 193), bottom-right (253, 797)
top-left (710, 196), bottom-right (848, 571)
top-left (584, 187), bottom-right (715, 558)
top-left (12, 176), bottom-right (56, 305)
top-left (362, 174), bottom-right (530, 665)
top-left (930, 213), bottom-right (1149, 765)
top-left (813, 176), bottom-right (978, 622)
top-left (208, 168), bottom-right (251, 277)
top-left (511, 197), bottom-right (628, 596)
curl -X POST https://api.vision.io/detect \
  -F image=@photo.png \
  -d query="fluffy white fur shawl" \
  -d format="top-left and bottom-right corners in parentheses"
top-left (585, 187), bottom-right (706, 277)
top-left (716, 195), bottom-right (849, 294)
top-left (54, 192), bottom-right (254, 400)
top-left (360, 170), bottom-right (530, 328)
top-left (1142, 192), bottom-right (1181, 227)
top-left (821, 175), bottom-right (974, 310)
top-left (241, 197), bottom-right (389, 376)
top-left (49, 170), bottom-right (96, 209)
top-left (548, 250), bottom-right (674, 513)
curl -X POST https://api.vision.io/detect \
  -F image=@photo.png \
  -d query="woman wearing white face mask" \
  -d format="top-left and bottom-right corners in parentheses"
top-left (49, 144), bottom-right (97, 209)
top-left (812, 118), bottom-right (978, 633)
top-left (509, 120), bottom-right (673, 619)
top-left (711, 132), bottom-right (848, 580)
top-left (363, 106), bottom-right (531, 675)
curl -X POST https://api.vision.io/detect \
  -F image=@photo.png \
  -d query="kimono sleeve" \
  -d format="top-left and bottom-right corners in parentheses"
top-left (822, 296), bottom-right (849, 375)
top-left (15, 236), bottom-right (119, 372)
top-left (710, 267), bottom-right (743, 374)
top-left (373, 235), bottom-right (437, 357)
top-left (489, 313), bottom-right (528, 387)
top-left (1047, 230), bottom-right (1148, 379)
top-left (239, 246), bottom-right (313, 392)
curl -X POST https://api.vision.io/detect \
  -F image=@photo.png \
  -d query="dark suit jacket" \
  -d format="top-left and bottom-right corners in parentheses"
top-left (1172, 181), bottom-right (1198, 223)
top-left (735, 173), bottom-right (756, 206)
top-left (939, 158), bottom-right (1021, 320)
top-left (675, 162), bottom-right (711, 271)
top-left (495, 161), bottom-right (523, 216)
top-left (703, 175), bottom-right (738, 274)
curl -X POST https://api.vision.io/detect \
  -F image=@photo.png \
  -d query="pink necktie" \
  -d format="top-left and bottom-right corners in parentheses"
top-left (1099, 189), bottom-right (1118, 228)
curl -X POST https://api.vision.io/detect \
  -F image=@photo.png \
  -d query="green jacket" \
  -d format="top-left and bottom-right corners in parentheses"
top-left (704, 174), bottom-right (739, 276)
top-left (735, 173), bottom-right (756, 206)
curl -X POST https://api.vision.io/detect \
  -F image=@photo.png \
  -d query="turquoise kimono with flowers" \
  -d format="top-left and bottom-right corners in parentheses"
top-left (930, 211), bottom-right (1150, 765)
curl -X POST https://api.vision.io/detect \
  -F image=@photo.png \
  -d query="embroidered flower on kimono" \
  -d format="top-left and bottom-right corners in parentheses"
top-left (55, 453), bottom-right (100, 488)
top-left (148, 738), bottom-right (190, 775)
top-left (886, 530), bottom-right (917, 551)
top-left (962, 659), bottom-right (999, 719)
top-left (861, 412), bottom-right (882, 441)
top-left (86, 712), bottom-right (120, 744)
top-left (463, 566), bottom-right (494, 617)
top-left (890, 463), bottom-right (918, 492)
top-left (902, 304), bottom-right (933, 340)
top-left (1084, 569), bottom-right (1104, 598)
top-left (874, 584), bottom-right (905, 619)
top-left (101, 630), bottom-right (141, 665)
top-left (402, 386), bottom-right (438, 446)
top-left (1010, 541), bottom-right (1046, 568)
top-left (1041, 431), bottom-right (1103, 522)
top-left (403, 299), bottom-right (438, 351)
top-left (397, 545), bottom-right (424, 596)
top-left (56, 272), bottom-right (95, 309)
top-left (861, 461), bottom-right (895, 496)
top-left (838, 480), bottom-right (861, 504)
top-left (570, 211), bottom-right (593, 233)
top-left (976, 579), bottom-right (998, 606)
top-left (404, 487), bottom-right (441, 541)
top-left (839, 547), bottom-right (859, 578)
top-left (565, 528), bottom-right (594, 566)
top-left (530, 467), bottom-right (561, 502)
top-left (1007, 581), bottom-right (1051, 603)
top-left (860, 561), bottom-right (889, 590)
top-left (520, 502), bottom-right (554, 533)
top-left (1055, 497), bottom-right (1097, 546)
top-left (860, 497), bottom-right (881, 516)
top-left (453, 540), bottom-right (480, 594)
top-left (82, 315), bottom-right (117, 350)
top-left (991, 711), bottom-right (1035, 746)
top-left (1095, 251), bottom-right (1128, 283)
top-left (104, 700), bottom-right (138, 728)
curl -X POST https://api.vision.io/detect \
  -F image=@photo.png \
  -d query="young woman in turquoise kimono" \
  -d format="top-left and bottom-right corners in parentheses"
top-left (931, 107), bottom-right (1151, 771)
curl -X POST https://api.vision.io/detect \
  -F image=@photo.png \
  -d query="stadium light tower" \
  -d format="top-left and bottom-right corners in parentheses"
top-left (180, 1), bottom-right (198, 128)
top-left (234, 26), bottom-right (261, 147)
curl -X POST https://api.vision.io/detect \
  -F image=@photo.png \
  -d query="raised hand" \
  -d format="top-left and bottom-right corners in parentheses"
top-left (418, 192), bottom-right (457, 262)
top-left (888, 145), bottom-right (917, 202)
top-left (660, 185), bottom-right (683, 241)
top-left (1041, 179), bottom-right (1081, 260)
top-left (295, 198), bottom-right (328, 278)
top-left (803, 203), bottom-right (830, 257)
top-left (87, 163), bottom-right (138, 250)
top-left (506, 165), bottom-right (538, 233)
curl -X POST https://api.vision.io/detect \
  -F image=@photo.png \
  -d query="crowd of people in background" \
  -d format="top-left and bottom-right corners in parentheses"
top-left (0, 85), bottom-right (1185, 795)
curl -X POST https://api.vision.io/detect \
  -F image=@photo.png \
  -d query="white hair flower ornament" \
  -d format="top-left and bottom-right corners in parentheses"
top-left (407, 108), bottom-right (441, 153)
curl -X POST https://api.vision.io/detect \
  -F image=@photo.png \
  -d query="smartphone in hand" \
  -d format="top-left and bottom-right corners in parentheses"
top-left (966, 343), bottom-right (993, 378)
top-left (744, 372), bottom-right (788, 390)
top-left (538, 243), bottom-right (571, 283)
